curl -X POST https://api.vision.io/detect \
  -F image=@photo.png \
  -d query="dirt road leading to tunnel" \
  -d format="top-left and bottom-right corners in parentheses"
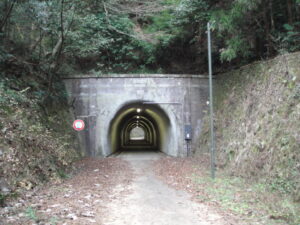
top-left (1, 151), bottom-right (238, 225)
top-left (103, 151), bottom-right (231, 225)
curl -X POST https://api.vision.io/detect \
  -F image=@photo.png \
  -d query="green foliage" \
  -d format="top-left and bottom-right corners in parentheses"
top-left (278, 22), bottom-right (300, 52)
top-left (49, 216), bottom-right (58, 225)
top-left (159, 0), bottom-right (300, 67)
top-left (0, 193), bottom-right (6, 207)
top-left (146, 10), bottom-right (173, 33)
top-left (210, 0), bottom-right (259, 61)
top-left (0, 82), bottom-right (29, 106)
top-left (25, 207), bottom-right (39, 222)
top-left (192, 172), bottom-right (300, 224)
top-left (0, 192), bottom-right (19, 207)
top-left (270, 177), bottom-right (296, 195)
top-left (220, 35), bottom-right (251, 62)
top-left (174, 0), bottom-right (209, 25)
top-left (66, 13), bottom-right (133, 58)
top-left (56, 168), bottom-right (69, 179)
top-left (1, 0), bottom-right (300, 73)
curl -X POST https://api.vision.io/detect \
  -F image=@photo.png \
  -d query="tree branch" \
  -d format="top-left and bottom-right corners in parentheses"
top-left (0, 0), bottom-right (16, 32)
top-left (103, 1), bottom-right (140, 40)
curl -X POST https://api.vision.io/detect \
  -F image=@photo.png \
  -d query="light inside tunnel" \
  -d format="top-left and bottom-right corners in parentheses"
top-left (108, 102), bottom-right (171, 153)
top-left (130, 127), bottom-right (145, 140)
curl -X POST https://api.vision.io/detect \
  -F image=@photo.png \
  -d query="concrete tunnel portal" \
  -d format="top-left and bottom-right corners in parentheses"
top-left (63, 74), bottom-right (209, 157)
top-left (109, 102), bottom-right (171, 154)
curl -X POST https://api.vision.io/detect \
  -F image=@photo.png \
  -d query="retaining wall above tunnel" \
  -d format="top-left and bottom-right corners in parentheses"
top-left (64, 74), bottom-right (209, 157)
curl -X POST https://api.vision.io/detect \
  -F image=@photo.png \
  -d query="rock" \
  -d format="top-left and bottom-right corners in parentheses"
top-left (31, 203), bottom-right (42, 209)
top-left (25, 193), bottom-right (33, 198)
top-left (3, 206), bottom-right (13, 213)
top-left (84, 194), bottom-right (92, 199)
top-left (62, 208), bottom-right (70, 213)
top-left (81, 211), bottom-right (95, 217)
top-left (18, 213), bottom-right (25, 217)
top-left (14, 203), bottom-right (22, 208)
top-left (1, 186), bottom-right (10, 193)
top-left (19, 180), bottom-right (33, 190)
top-left (0, 179), bottom-right (11, 194)
top-left (66, 213), bottom-right (78, 220)
top-left (6, 216), bottom-right (16, 222)
top-left (94, 199), bottom-right (102, 203)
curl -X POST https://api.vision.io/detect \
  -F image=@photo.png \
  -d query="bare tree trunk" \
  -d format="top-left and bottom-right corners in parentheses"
top-left (46, 0), bottom-right (65, 101)
top-left (262, 0), bottom-right (272, 56)
top-left (51, 34), bottom-right (63, 59)
top-left (50, 0), bottom-right (65, 71)
top-left (30, 31), bottom-right (44, 55)
top-left (269, 0), bottom-right (275, 31)
top-left (0, 0), bottom-right (16, 33)
top-left (287, 0), bottom-right (293, 24)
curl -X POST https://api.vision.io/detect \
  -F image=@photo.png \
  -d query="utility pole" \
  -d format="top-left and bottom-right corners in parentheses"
top-left (207, 22), bottom-right (216, 179)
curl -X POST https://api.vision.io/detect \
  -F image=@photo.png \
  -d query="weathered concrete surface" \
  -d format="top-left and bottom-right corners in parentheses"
top-left (103, 151), bottom-right (226, 225)
top-left (64, 74), bottom-right (209, 157)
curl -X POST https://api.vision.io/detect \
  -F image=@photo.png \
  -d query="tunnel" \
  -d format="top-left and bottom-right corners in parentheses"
top-left (108, 101), bottom-right (171, 154)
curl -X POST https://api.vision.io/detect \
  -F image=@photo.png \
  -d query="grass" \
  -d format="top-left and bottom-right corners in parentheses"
top-left (49, 216), bottom-right (58, 225)
top-left (192, 171), bottom-right (300, 225)
top-left (0, 193), bottom-right (6, 207)
top-left (25, 206), bottom-right (39, 222)
top-left (0, 192), bottom-right (19, 207)
top-left (25, 206), bottom-right (60, 224)
top-left (56, 169), bottom-right (70, 179)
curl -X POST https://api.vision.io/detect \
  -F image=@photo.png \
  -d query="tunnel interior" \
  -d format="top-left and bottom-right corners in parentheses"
top-left (108, 101), bottom-right (171, 154)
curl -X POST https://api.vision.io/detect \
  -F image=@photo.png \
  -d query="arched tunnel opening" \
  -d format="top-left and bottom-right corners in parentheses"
top-left (108, 101), bottom-right (171, 154)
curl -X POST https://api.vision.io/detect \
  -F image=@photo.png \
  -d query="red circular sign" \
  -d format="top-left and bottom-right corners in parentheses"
top-left (73, 119), bottom-right (85, 131)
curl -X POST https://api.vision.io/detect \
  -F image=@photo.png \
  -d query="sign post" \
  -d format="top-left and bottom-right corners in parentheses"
top-left (207, 22), bottom-right (216, 179)
top-left (73, 119), bottom-right (85, 131)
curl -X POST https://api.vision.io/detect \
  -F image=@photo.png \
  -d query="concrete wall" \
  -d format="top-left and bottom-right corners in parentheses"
top-left (64, 74), bottom-right (209, 157)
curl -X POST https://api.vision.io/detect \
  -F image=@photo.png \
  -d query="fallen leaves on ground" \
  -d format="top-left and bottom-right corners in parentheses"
top-left (0, 157), bottom-right (133, 225)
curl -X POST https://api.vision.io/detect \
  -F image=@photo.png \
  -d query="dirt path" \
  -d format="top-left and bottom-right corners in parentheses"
top-left (1, 151), bottom-right (239, 225)
top-left (103, 151), bottom-right (234, 225)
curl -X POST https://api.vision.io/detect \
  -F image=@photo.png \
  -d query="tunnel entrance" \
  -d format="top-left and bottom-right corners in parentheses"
top-left (108, 101), bottom-right (171, 154)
